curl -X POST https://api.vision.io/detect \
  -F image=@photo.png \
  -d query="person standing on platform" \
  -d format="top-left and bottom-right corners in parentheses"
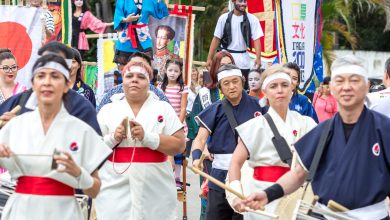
top-left (207, 0), bottom-right (263, 90)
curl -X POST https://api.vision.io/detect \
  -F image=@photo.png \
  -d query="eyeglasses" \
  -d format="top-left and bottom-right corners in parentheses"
top-left (0, 65), bottom-right (18, 73)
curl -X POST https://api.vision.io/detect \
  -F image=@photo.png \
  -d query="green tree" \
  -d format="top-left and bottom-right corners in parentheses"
top-left (321, 0), bottom-right (390, 74)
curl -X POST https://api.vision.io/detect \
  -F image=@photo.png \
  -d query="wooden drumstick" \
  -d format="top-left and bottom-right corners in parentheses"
top-left (196, 153), bottom-right (207, 169)
top-left (121, 117), bottom-right (129, 137)
top-left (0, 105), bottom-right (21, 128)
top-left (327, 200), bottom-right (350, 212)
top-left (189, 166), bottom-right (279, 219)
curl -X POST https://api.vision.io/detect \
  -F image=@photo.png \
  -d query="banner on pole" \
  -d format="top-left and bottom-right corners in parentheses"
top-left (280, 0), bottom-right (317, 92)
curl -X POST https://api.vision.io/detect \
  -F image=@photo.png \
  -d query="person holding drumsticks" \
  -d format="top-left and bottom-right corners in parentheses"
top-left (0, 54), bottom-right (111, 220)
top-left (228, 64), bottom-right (317, 219)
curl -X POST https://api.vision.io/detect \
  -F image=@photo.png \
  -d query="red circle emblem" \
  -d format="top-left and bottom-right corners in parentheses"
top-left (70, 142), bottom-right (79, 151)
top-left (254, 111), bottom-right (262, 118)
top-left (0, 22), bottom-right (33, 69)
top-left (372, 143), bottom-right (380, 156)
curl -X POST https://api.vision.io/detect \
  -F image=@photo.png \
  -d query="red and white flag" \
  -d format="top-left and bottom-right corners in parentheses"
top-left (0, 6), bottom-right (43, 87)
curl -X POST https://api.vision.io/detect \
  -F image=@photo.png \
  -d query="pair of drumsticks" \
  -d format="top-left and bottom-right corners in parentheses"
top-left (190, 154), bottom-right (279, 219)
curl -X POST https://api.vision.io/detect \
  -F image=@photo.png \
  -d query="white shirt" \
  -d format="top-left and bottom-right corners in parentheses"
top-left (214, 12), bottom-right (263, 69)
top-left (366, 87), bottom-right (390, 118)
top-left (186, 86), bottom-right (200, 112)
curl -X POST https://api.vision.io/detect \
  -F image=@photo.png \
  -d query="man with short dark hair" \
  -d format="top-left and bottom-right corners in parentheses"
top-left (366, 57), bottom-right (390, 117)
top-left (192, 64), bottom-right (266, 220)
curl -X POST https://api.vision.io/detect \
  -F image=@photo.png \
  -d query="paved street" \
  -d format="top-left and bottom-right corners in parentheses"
top-left (176, 166), bottom-right (201, 220)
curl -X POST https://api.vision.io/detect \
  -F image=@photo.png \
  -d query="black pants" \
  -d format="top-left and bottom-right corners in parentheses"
top-left (241, 69), bottom-right (250, 91)
top-left (205, 189), bottom-right (243, 220)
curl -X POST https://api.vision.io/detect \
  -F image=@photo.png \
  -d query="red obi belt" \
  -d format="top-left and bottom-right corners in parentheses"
top-left (16, 176), bottom-right (74, 196)
top-left (253, 166), bottom-right (290, 182)
top-left (108, 147), bottom-right (167, 163)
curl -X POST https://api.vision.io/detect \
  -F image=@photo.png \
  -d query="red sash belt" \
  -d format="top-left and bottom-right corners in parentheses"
top-left (108, 147), bottom-right (167, 163)
top-left (253, 166), bottom-right (290, 182)
top-left (127, 24), bottom-right (148, 48)
top-left (15, 176), bottom-right (74, 196)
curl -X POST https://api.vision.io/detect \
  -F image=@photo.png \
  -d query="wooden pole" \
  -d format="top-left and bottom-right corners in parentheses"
top-left (0, 105), bottom-right (21, 128)
top-left (189, 166), bottom-right (279, 219)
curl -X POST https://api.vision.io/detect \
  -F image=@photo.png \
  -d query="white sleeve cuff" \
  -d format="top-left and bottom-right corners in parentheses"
top-left (226, 180), bottom-right (243, 213)
top-left (77, 167), bottom-right (94, 190)
top-left (141, 132), bottom-right (160, 150)
top-left (103, 133), bottom-right (119, 148)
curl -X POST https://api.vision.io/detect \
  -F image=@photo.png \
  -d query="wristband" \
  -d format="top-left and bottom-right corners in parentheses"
top-left (229, 180), bottom-right (243, 195)
top-left (227, 180), bottom-right (243, 213)
top-left (77, 167), bottom-right (94, 189)
top-left (192, 149), bottom-right (202, 160)
top-left (103, 133), bottom-right (119, 148)
top-left (264, 183), bottom-right (284, 203)
top-left (142, 132), bottom-right (160, 150)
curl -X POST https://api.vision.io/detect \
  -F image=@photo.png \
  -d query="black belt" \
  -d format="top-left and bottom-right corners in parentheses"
top-left (225, 49), bottom-right (247, 53)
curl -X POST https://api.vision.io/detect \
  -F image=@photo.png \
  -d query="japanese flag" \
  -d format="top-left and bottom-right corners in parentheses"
top-left (0, 6), bottom-right (43, 87)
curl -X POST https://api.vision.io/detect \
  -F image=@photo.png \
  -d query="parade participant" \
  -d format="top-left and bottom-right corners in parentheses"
top-left (70, 48), bottom-right (96, 107)
top-left (284, 62), bottom-right (319, 123)
top-left (192, 64), bottom-right (266, 220)
top-left (0, 42), bottom-right (101, 135)
top-left (0, 49), bottom-right (27, 104)
top-left (227, 64), bottom-right (317, 219)
top-left (158, 59), bottom-right (188, 188)
top-left (313, 76), bottom-right (338, 122)
top-left (248, 68), bottom-right (264, 99)
top-left (243, 55), bottom-right (390, 220)
top-left (152, 25), bottom-right (180, 80)
top-left (95, 61), bottom-right (185, 219)
top-left (366, 57), bottom-right (390, 117)
top-left (113, 0), bottom-right (168, 63)
top-left (207, 0), bottom-right (263, 89)
top-left (189, 51), bottom-right (235, 220)
top-left (96, 52), bottom-right (169, 112)
top-left (0, 54), bottom-right (111, 220)
top-left (72, 0), bottom-right (108, 57)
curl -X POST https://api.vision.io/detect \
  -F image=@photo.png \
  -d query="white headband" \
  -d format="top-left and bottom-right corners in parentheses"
top-left (217, 69), bottom-right (242, 81)
top-left (261, 72), bottom-right (291, 89)
top-left (124, 65), bottom-right (150, 81)
top-left (331, 65), bottom-right (368, 80)
top-left (33, 62), bottom-right (70, 80)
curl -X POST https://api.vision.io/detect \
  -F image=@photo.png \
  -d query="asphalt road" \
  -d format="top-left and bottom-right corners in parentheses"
top-left (176, 165), bottom-right (201, 220)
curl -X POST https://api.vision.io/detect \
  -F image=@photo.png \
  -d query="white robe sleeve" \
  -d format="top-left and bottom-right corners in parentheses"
top-left (235, 117), bottom-right (263, 157)
top-left (78, 127), bottom-right (112, 174)
top-left (97, 104), bottom-right (118, 148)
top-left (0, 118), bottom-right (24, 175)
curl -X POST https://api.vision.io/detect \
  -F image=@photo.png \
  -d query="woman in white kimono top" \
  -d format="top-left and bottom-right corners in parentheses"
top-left (0, 54), bottom-right (112, 220)
top-left (227, 65), bottom-right (317, 219)
top-left (95, 61), bottom-right (185, 220)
